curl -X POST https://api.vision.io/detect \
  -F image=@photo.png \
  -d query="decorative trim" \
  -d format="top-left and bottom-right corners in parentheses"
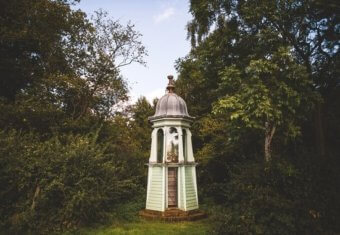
top-left (149, 115), bottom-right (195, 122)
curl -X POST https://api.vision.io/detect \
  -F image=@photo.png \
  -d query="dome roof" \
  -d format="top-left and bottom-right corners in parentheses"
top-left (149, 75), bottom-right (193, 121)
top-left (154, 93), bottom-right (189, 116)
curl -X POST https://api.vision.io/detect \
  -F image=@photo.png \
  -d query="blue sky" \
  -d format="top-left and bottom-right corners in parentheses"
top-left (74, 0), bottom-right (192, 103)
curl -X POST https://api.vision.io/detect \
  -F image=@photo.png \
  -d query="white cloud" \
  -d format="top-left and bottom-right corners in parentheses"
top-left (153, 7), bottom-right (175, 24)
top-left (145, 88), bottom-right (165, 103)
top-left (128, 88), bottom-right (165, 105)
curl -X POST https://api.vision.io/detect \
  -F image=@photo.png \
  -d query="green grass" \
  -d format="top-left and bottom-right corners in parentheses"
top-left (70, 219), bottom-right (211, 235)
top-left (63, 198), bottom-right (214, 235)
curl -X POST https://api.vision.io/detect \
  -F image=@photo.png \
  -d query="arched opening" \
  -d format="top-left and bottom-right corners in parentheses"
top-left (167, 127), bottom-right (179, 162)
top-left (182, 129), bottom-right (187, 162)
top-left (157, 129), bottom-right (164, 163)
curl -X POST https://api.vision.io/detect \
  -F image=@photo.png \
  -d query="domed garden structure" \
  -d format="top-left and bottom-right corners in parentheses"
top-left (140, 75), bottom-right (205, 221)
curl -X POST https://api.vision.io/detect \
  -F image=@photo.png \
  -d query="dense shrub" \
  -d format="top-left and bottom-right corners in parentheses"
top-left (207, 157), bottom-right (340, 235)
top-left (0, 130), bottom-right (141, 233)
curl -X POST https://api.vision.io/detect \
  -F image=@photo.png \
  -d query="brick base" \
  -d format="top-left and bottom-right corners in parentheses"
top-left (139, 208), bottom-right (206, 222)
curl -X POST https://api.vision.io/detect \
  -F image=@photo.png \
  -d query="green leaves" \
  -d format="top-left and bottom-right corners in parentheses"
top-left (0, 129), bottom-right (142, 232)
top-left (214, 47), bottom-right (315, 138)
top-left (181, 1), bottom-right (340, 233)
top-left (0, 1), bottom-right (147, 120)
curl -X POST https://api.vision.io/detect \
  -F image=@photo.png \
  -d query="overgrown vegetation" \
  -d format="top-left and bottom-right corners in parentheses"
top-left (0, 130), bottom-right (143, 232)
top-left (0, 0), bottom-right (150, 233)
top-left (0, 0), bottom-right (339, 234)
top-left (176, 0), bottom-right (340, 234)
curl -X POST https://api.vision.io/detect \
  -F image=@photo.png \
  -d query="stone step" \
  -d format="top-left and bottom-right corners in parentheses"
top-left (139, 209), bottom-right (207, 222)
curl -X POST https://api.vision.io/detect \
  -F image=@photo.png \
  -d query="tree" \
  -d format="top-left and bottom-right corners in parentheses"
top-left (65, 10), bottom-right (147, 119)
top-left (0, 0), bottom-right (88, 101)
top-left (177, 1), bottom-right (340, 233)
top-left (0, 2), bottom-right (149, 232)
top-left (187, 0), bottom-right (340, 157)
top-left (128, 96), bottom-right (155, 161)
top-left (0, 2), bottom-right (148, 135)
top-left (0, 0), bottom-right (147, 122)
top-left (213, 47), bottom-right (317, 162)
top-left (25, 9), bottom-right (147, 121)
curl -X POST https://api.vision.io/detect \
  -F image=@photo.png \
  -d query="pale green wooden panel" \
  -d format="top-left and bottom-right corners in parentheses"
top-left (184, 166), bottom-right (198, 210)
top-left (146, 167), bottom-right (164, 211)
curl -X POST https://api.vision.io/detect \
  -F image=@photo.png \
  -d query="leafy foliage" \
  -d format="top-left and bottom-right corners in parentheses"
top-left (0, 0), bottom-right (339, 234)
top-left (214, 47), bottom-right (317, 161)
top-left (0, 130), bottom-right (142, 233)
top-left (175, 0), bottom-right (340, 234)
top-left (0, 0), bottom-right (87, 101)
top-left (0, 0), bottom-right (150, 233)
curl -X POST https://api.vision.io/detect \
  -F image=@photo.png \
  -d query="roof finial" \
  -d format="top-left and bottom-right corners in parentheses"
top-left (166, 75), bottom-right (175, 93)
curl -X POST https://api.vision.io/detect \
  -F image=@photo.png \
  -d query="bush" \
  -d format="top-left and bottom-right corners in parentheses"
top-left (0, 130), bottom-right (141, 233)
top-left (209, 159), bottom-right (330, 235)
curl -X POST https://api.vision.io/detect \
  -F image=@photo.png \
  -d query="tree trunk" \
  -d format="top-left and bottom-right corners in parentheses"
top-left (31, 185), bottom-right (40, 210)
top-left (264, 122), bottom-right (276, 162)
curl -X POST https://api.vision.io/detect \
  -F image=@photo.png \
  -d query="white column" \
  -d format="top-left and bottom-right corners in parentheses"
top-left (162, 127), bottom-right (168, 210)
top-left (177, 127), bottom-right (184, 162)
top-left (187, 129), bottom-right (195, 162)
top-left (149, 128), bottom-right (158, 162)
top-left (163, 127), bottom-right (168, 163)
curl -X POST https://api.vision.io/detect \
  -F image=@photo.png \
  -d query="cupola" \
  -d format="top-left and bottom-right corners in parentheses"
top-left (140, 75), bottom-right (205, 221)
top-left (150, 75), bottom-right (193, 121)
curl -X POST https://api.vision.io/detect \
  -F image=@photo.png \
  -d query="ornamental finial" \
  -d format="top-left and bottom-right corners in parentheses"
top-left (166, 75), bottom-right (175, 93)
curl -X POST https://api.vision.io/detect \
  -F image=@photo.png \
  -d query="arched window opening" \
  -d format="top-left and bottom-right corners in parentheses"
top-left (182, 129), bottom-right (187, 162)
top-left (157, 129), bottom-right (164, 163)
top-left (167, 127), bottom-right (179, 162)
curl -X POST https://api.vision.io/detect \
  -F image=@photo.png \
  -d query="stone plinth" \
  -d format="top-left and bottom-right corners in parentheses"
top-left (139, 208), bottom-right (206, 222)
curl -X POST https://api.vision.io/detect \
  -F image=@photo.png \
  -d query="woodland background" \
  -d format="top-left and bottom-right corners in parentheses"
top-left (0, 0), bottom-right (339, 234)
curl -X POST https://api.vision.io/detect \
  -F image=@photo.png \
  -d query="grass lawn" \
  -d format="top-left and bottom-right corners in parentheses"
top-left (63, 199), bottom-right (215, 234)
top-left (71, 219), bottom-right (212, 235)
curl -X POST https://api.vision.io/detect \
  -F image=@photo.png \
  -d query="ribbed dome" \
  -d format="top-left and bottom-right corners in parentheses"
top-left (154, 93), bottom-right (189, 117)
top-left (149, 75), bottom-right (193, 121)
